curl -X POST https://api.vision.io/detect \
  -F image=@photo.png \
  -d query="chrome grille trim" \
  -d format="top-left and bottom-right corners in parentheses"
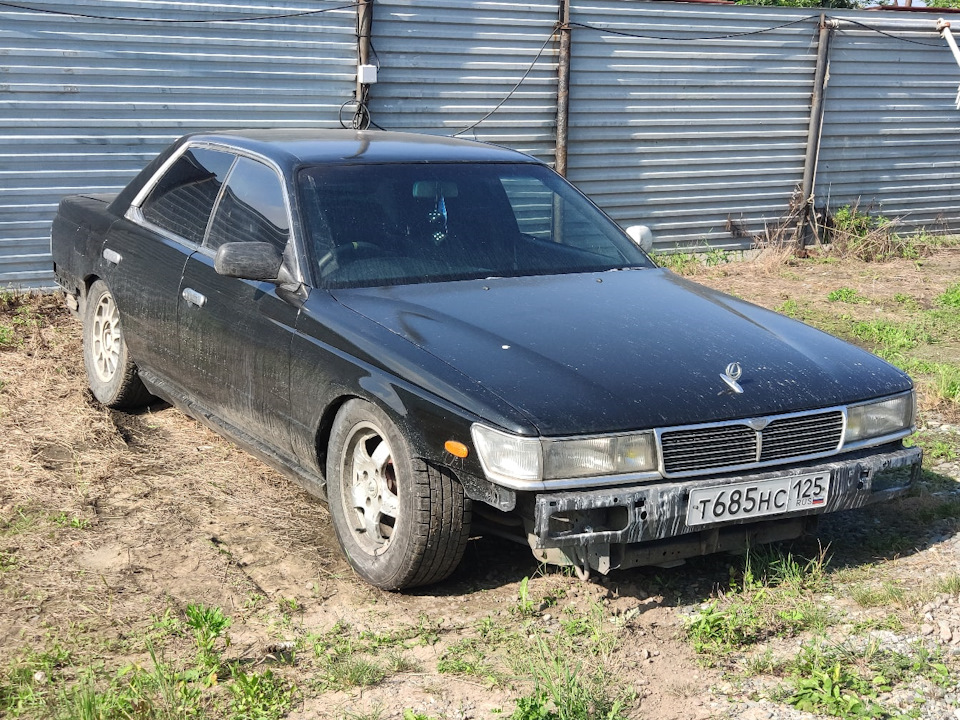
top-left (657, 407), bottom-right (846, 478)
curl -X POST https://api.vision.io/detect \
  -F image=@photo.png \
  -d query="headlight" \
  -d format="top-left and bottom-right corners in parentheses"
top-left (471, 424), bottom-right (659, 486)
top-left (542, 433), bottom-right (657, 479)
top-left (845, 392), bottom-right (915, 445)
top-left (471, 424), bottom-right (541, 485)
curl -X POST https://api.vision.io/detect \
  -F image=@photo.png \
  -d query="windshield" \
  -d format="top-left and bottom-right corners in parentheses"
top-left (298, 162), bottom-right (653, 288)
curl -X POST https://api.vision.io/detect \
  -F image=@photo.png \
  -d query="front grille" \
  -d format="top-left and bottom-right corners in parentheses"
top-left (659, 409), bottom-right (844, 476)
top-left (660, 424), bottom-right (756, 473)
top-left (759, 411), bottom-right (844, 462)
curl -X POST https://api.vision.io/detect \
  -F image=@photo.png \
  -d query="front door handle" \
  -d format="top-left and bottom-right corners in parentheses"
top-left (102, 248), bottom-right (122, 265)
top-left (181, 288), bottom-right (207, 308)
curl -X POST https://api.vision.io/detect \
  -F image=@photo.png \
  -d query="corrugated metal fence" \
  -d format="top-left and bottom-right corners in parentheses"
top-left (818, 12), bottom-right (960, 232)
top-left (566, 3), bottom-right (819, 249)
top-left (0, 0), bottom-right (356, 288)
top-left (370, 0), bottom-right (560, 160)
top-left (2, 1), bottom-right (960, 288)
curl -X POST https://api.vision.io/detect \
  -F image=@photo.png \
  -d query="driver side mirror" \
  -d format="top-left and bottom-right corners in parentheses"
top-left (625, 225), bottom-right (654, 253)
top-left (214, 242), bottom-right (283, 282)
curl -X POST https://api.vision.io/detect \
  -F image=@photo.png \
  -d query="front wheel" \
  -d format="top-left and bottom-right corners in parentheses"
top-left (326, 399), bottom-right (471, 590)
top-left (82, 280), bottom-right (152, 409)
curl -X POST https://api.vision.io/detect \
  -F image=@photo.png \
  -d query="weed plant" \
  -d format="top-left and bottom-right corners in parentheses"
top-left (227, 668), bottom-right (296, 720)
top-left (184, 603), bottom-right (231, 681)
top-left (685, 545), bottom-right (831, 657)
top-left (778, 638), bottom-right (952, 718)
top-left (827, 287), bottom-right (867, 304)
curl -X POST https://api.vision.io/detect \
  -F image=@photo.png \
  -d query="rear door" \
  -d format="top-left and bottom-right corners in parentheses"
top-left (177, 155), bottom-right (300, 452)
top-left (102, 146), bottom-right (234, 379)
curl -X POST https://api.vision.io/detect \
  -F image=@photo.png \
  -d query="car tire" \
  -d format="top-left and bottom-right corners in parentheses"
top-left (326, 399), bottom-right (472, 590)
top-left (82, 280), bottom-right (153, 409)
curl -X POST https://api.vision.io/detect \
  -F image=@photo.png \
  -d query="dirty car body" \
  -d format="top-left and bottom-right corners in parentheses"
top-left (51, 129), bottom-right (921, 589)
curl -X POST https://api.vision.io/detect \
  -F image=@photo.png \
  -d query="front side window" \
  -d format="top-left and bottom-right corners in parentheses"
top-left (140, 147), bottom-right (234, 244)
top-left (298, 162), bottom-right (652, 288)
top-left (206, 157), bottom-right (290, 253)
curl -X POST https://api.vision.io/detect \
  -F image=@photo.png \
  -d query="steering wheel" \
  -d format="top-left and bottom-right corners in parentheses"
top-left (317, 242), bottom-right (395, 277)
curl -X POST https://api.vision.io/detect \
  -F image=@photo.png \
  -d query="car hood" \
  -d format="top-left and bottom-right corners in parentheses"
top-left (331, 269), bottom-right (912, 436)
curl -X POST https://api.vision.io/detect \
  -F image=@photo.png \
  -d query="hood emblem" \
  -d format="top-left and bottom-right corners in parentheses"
top-left (720, 362), bottom-right (744, 394)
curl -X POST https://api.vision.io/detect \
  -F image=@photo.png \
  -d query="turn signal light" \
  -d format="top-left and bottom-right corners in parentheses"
top-left (444, 440), bottom-right (469, 458)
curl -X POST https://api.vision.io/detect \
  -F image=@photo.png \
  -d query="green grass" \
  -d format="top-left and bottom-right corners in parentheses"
top-left (776, 298), bottom-right (801, 317)
top-left (306, 621), bottom-right (431, 691)
top-left (850, 614), bottom-right (903, 635)
top-left (912, 499), bottom-right (960, 524)
top-left (821, 206), bottom-right (955, 262)
top-left (1, 507), bottom-right (38, 536)
top-left (851, 319), bottom-right (931, 357)
top-left (685, 546), bottom-right (833, 658)
top-left (436, 638), bottom-right (495, 681)
top-left (0, 604), bottom-right (305, 720)
top-left (0, 324), bottom-right (13, 348)
top-left (849, 582), bottom-right (906, 609)
top-left (705, 247), bottom-right (730, 267)
top-left (510, 638), bottom-right (630, 720)
top-left (0, 550), bottom-right (17, 573)
top-left (827, 287), bottom-right (867, 304)
top-left (52, 512), bottom-right (91, 530)
top-left (893, 292), bottom-right (919, 309)
top-left (654, 251), bottom-right (699, 274)
top-left (777, 639), bottom-right (953, 718)
top-left (184, 603), bottom-right (231, 679)
top-left (937, 573), bottom-right (960, 594)
top-left (934, 364), bottom-right (960, 404)
top-left (228, 667), bottom-right (296, 720)
top-left (0, 645), bottom-right (72, 716)
top-left (936, 281), bottom-right (960, 309)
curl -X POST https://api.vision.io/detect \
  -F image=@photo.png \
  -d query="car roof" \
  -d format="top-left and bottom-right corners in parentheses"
top-left (183, 129), bottom-right (541, 166)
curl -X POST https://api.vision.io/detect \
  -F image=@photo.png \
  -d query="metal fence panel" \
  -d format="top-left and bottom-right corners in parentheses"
top-left (567, 2), bottom-right (819, 251)
top-left (816, 10), bottom-right (960, 234)
top-left (0, 0), bottom-right (356, 289)
top-left (369, 0), bottom-right (560, 161)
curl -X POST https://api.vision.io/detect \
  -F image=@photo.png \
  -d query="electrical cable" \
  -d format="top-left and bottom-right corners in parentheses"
top-left (834, 18), bottom-right (944, 47)
top-left (339, 98), bottom-right (371, 130)
top-left (368, 39), bottom-right (382, 71)
top-left (568, 16), bottom-right (812, 42)
top-left (451, 26), bottom-right (558, 138)
top-left (0, 0), bottom-right (356, 24)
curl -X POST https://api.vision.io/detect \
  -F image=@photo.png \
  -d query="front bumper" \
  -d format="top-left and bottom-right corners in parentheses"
top-left (528, 444), bottom-right (921, 570)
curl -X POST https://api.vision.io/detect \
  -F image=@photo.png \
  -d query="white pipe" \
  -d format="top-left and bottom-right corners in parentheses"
top-left (937, 20), bottom-right (960, 109)
top-left (938, 19), bottom-right (960, 67)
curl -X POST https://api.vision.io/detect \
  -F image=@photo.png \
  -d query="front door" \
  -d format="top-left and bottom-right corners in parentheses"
top-left (176, 155), bottom-right (299, 453)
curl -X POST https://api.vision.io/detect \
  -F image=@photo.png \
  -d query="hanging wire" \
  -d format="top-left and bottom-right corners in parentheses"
top-left (834, 17), bottom-right (945, 47)
top-left (568, 16), bottom-right (813, 42)
top-left (451, 26), bottom-right (559, 138)
top-left (0, 0), bottom-right (357, 23)
top-left (339, 98), bottom-right (373, 130)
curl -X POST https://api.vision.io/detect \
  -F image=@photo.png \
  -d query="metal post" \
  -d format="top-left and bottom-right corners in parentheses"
top-left (354, 0), bottom-right (374, 129)
top-left (555, 1), bottom-right (571, 176)
top-left (798, 15), bottom-right (835, 249)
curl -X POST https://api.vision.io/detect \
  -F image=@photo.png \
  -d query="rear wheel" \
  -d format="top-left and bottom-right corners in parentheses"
top-left (82, 280), bottom-right (152, 409)
top-left (326, 399), bottom-right (471, 590)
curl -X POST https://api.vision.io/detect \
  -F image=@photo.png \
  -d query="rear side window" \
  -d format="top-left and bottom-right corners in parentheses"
top-left (141, 148), bottom-right (235, 244)
top-left (206, 157), bottom-right (290, 252)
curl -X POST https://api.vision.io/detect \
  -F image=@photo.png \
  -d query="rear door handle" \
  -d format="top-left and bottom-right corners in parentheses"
top-left (181, 288), bottom-right (207, 308)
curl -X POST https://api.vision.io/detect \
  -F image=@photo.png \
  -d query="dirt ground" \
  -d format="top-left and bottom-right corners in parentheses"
top-left (1, 250), bottom-right (958, 719)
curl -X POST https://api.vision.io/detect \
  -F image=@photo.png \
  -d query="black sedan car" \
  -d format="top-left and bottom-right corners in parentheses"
top-left (51, 129), bottom-right (920, 589)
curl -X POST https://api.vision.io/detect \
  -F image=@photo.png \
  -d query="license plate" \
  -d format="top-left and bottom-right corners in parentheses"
top-left (686, 472), bottom-right (830, 527)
